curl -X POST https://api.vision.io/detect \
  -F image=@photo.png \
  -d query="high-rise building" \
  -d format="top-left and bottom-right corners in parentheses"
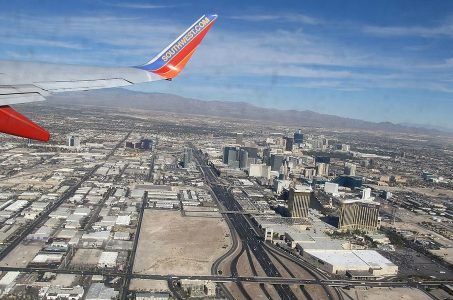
top-left (361, 188), bottom-right (372, 200)
top-left (125, 139), bottom-right (153, 150)
top-left (316, 162), bottom-right (329, 176)
top-left (141, 139), bottom-right (153, 150)
top-left (284, 137), bottom-right (294, 151)
top-left (242, 147), bottom-right (258, 165)
top-left (238, 148), bottom-right (249, 170)
top-left (338, 199), bottom-right (380, 232)
top-left (223, 146), bottom-right (237, 165)
top-left (303, 168), bottom-right (316, 179)
top-left (263, 148), bottom-right (271, 165)
top-left (341, 144), bottom-right (350, 151)
top-left (182, 148), bottom-right (193, 168)
top-left (315, 156), bottom-right (330, 164)
top-left (223, 146), bottom-right (250, 170)
top-left (68, 135), bottom-right (80, 148)
top-left (344, 162), bottom-right (357, 176)
top-left (334, 175), bottom-right (363, 189)
top-left (294, 129), bottom-right (304, 145)
top-left (279, 161), bottom-right (289, 180)
top-left (288, 186), bottom-right (312, 218)
top-left (236, 132), bottom-right (243, 145)
top-left (269, 154), bottom-right (284, 172)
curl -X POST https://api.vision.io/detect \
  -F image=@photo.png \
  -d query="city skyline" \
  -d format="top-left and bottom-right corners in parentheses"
top-left (1, 1), bottom-right (453, 129)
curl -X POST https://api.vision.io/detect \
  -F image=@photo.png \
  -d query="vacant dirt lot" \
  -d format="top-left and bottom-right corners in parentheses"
top-left (133, 210), bottom-right (230, 275)
top-left (0, 243), bottom-right (43, 267)
top-left (345, 287), bottom-right (431, 300)
top-left (70, 249), bottom-right (102, 266)
top-left (129, 279), bottom-right (169, 292)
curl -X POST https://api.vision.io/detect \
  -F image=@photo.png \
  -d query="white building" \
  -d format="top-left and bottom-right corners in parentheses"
top-left (273, 179), bottom-right (291, 194)
top-left (43, 285), bottom-right (84, 300)
top-left (249, 164), bottom-right (271, 179)
top-left (324, 182), bottom-right (339, 195)
top-left (116, 215), bottom-right (131, 226)
top-left (98, 251), bottom-right (118, 268)
top-left (302, 249), bottom-right (398, 277)
top-left (4, 200), bottom-right (28, 212)
top-left (85, 283), bottom-right (118, 300)
top-left (0, 271), bottom-right (20, 294)
top-left (362, 188), bottom-right (372, 200)
top-left (68, 135), bottom-right (81, 148)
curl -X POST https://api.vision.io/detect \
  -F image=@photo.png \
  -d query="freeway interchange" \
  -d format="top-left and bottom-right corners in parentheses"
top-left (191, 146), bottom-right (452, 299)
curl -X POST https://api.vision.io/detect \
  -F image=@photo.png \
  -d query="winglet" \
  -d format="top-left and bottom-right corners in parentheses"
top-left (0, 106), bottom-right (50, 141)
top-left (137, 14), bottom-right (218, 79)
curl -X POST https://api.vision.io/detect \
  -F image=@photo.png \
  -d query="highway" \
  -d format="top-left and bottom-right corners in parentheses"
top-left (190, 147), bottom-right (453, 300)
top-left (192, 149), bottom-right (297, 299)
top-left (0, 265), bottom-right (450, 288)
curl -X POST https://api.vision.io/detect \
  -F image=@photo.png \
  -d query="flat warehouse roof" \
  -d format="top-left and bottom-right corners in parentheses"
top-left (305, 249), bottom-right (396, 269)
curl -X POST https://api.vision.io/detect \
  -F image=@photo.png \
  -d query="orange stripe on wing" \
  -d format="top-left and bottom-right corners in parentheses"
top-left (158, 47), bottom-right (198, 78)
top-left (153, 20), bottom-right (215, 78)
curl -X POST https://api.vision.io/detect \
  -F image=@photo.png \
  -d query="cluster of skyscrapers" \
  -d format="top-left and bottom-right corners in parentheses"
top-left (125, 138), bottom-right (153, 150)
top-left (223, 146), bottom-right (258, 170)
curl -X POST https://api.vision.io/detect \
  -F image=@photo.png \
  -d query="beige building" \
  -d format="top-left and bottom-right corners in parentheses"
top-left (180, 279), bottom-right (216, 297)
top-left (288, 186), bottom-right (312, 219)
top-left (339, 199), bottom-right (380, 232)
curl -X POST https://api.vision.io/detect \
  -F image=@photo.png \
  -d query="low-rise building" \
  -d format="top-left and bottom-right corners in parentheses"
top-left (302, 249), bottom-right (398, 277)
top-left (98, 251), bottom-right (118, 268)
top-left (85, 283), bottom-right (118, 300)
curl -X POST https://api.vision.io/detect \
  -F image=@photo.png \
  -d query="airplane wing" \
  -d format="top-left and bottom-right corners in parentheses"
top-left (0, 14), bottom-right (218, 142)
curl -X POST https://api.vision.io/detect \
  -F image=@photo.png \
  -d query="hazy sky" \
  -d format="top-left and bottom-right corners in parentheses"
top-left (1, 0), bottom-right (453, 129)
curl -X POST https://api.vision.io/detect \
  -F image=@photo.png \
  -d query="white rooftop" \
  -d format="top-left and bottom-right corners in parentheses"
top-left (304, 249), bottom-right (396, 270)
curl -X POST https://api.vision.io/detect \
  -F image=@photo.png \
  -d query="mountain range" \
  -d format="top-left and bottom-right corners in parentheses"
top-left (44, 89), bottom-right (449, 136)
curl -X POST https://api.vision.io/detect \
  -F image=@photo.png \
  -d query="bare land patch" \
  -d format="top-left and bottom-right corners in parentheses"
top-left (70, 249), bottom-right (102, 266)
top-left (344, 287), bottom-right (431, 300)
top-left (0, 243), bottom-right (43, 267)
top-left (129, 279), bottom-right (169, 292)
top-left (133, 210), bottom-right (230, 275)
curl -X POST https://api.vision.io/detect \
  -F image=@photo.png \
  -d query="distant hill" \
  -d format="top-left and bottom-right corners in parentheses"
top-left (44, 89), bottom-right (446, 135)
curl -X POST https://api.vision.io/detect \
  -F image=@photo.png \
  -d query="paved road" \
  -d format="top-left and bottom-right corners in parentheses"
top-left (193, 150), bottom-right (297, 299)
top-left (190, 147), bottom-right (451, 300)
top-left (0, 265), bottom-right (450, 288)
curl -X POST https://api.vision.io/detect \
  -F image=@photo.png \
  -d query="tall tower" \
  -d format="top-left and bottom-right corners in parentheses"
top-left (293, 129), bottom-right (304, 145)
top-left (284, 137), bottom-right (294, 151)
top-left (239, 148), bottom-right (249, 170)
top-left (269, 154), bottom-right (284, 171)
top-left (338, 199), bottom-right (380, 232)
top-left (68, 135), bottom-right (80, 148)
top-left (288, 186), bottom-right (312, 219)
top-left (236, 132), bottom-right (243, 145)
top-left (344, 162), bottom-right (357, 176)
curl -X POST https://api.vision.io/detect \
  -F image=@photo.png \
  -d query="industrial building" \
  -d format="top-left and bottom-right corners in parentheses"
top-left (302, 249), bottom-right (398, 278)
top-left (98, 251), bottom-right (118, 268)
top-left (85, 283), bottom-right (118, 300)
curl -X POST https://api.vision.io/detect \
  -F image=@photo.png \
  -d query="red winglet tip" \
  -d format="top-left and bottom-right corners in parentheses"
top-left (0, 106), bottom-right (50, 142)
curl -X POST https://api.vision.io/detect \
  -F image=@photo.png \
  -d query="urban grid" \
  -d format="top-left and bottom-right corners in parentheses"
top-left (0, 102), bottom-right (451, 300)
